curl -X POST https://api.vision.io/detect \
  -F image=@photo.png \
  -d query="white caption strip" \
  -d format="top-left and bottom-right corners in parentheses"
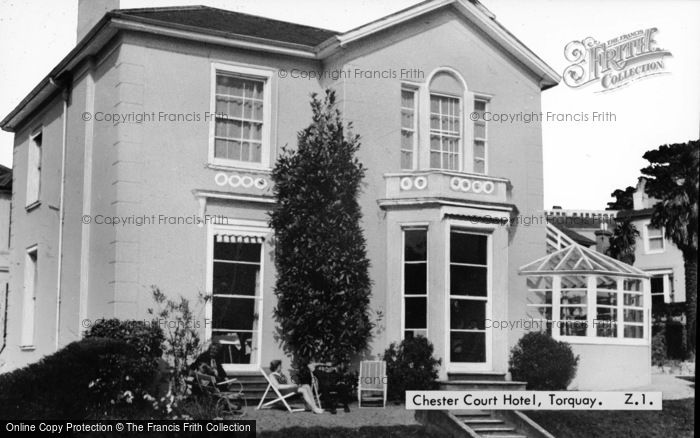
top-left (406, 391), bottom-right (662, 410)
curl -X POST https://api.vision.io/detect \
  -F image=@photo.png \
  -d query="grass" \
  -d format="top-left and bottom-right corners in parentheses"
top-left (525, 398), bottom-right (695, 438)
top-left (258, 425), bottom-right (440, 437)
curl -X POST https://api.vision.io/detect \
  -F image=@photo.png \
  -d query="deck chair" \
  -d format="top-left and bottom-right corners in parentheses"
top-left (358, 360), bottom-right (387, 408)
top-left (193, 372), bottom-right (245, 416)
top-left (256, 367), bottom-right (305, 412)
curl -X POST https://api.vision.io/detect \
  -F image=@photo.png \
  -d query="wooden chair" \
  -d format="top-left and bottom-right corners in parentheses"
top-left (358, 360), bottom-right (387, 408)
top-left (256, 367), bottom-right (305, 412)
top-left (193, 371), bottom-right (245, 416)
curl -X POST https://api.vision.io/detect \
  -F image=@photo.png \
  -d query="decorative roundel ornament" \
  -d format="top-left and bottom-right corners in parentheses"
top-left (471, 180), bottom-right (483, 193)
top-left (214, 173), bottom-right (229, 186)
top-left (450, 177), bottom-right (462, 191)
top-left (459, 178), bottom-right (471, 192)
top-left (414, 176), bottom-right (428, 190)
top-left (228, 175), bottom-right (242, 187)
top-left (241, 176), bottom-right (254, 188)
top-left (400, 177), bottom-right (413, 191)
top-left (254, 178), bottom-right (268, 190)
top-left (483, 181), bottom-right (495, 194)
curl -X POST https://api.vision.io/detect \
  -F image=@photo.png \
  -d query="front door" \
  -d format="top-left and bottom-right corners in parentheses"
top-left (209, 231), bottom-right (264, 371)
top-left (447, 229), bottom-right (491, 371)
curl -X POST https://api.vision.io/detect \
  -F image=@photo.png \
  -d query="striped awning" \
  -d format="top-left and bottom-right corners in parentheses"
top-left (215, 233), bottom-right (265, 244)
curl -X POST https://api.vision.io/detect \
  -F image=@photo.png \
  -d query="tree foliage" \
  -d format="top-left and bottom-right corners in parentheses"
top-left (607, 186), bottom-right (636, 210)
top-left (269, 90), bottom-right (372, 367)
top-left (641, 139), bottom-right (699, 353)
top-left (606, 218), bottom-right (640, 265)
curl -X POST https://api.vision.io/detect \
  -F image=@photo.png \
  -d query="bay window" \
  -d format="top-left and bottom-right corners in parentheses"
top-left (403, 228), bottom-right (427, 338)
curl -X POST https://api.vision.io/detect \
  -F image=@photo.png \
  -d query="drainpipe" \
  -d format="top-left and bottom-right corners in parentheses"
top-left (51, 76), bottom-right (70, 352)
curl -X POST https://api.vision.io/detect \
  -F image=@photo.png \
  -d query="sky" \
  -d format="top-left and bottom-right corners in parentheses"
top-left (0, 0), bottom-right (698, 209)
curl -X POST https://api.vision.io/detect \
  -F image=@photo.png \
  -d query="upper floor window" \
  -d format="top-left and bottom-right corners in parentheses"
top-left (429, 71), bottom-right (464, 171)
top-left (473, 97), bottom-right (489, 174)
top-left (26, 130), bottom-right (42, 208)
top-left (645, 225), bottom-right (665, 253)
top-left (211, 64), bottom-right (272, 169)
top-left (400, 88), bottom-right (418, 170)
top-left (429, 94), bottom-right (461, 170)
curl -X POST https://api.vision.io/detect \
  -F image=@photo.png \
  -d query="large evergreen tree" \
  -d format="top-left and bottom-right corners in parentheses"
top-left (641, 140), bottom-right (699, 353)
top-left (269, 90), bottom-right (372, 367)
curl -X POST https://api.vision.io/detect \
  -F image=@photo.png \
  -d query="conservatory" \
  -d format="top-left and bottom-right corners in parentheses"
top-left (519, 244), bottom-right (652, 390)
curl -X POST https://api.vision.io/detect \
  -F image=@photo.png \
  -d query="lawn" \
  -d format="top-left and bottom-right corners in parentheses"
top-left (525, 398), bottom-right (695, 438)
top-left (258, 425), bottom-right (440, 437)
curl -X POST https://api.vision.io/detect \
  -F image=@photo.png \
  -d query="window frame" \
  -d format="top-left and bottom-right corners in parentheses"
top-left (400, 86), bottom-right (419, 170)
top-left (209, 63), bottom-right (273, 170)
top-left (20, 244), bottom-right (38, 349)
top-left (648, 269), bottom-right (673, 305)
top-left (401, 225), bottom-right (429, 340)
top-left (472, 94), bottom-right (491, 174)
top-left (643, 224), bottom-right (665, 254)
top-left (549, 275), bottom-right (649, 346)
top-left (25, 129), bottom-right (42, 209)
top-left (428, 92), bottom-right (463, 171)
top-left (205, 220), bottom-right (269, 370)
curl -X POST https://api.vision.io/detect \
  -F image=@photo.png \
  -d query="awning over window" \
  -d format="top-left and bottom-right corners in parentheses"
top-left (215, 233), bottom-right (265, 244)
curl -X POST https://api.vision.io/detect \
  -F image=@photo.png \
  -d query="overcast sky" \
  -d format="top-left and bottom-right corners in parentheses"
top-left (1, 0), bottom-right (698, 209)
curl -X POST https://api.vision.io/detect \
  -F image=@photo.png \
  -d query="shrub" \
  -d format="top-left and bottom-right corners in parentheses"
top-left (84, 318), bottom-right (164, 359)
top-left (509, 332), bottom-right (579, 390)
top-left (383, 336), bottom-right (441, 401)
top-left (0, 338), bottom-right (158, 419)
top-left (652, 331), bottom-right (668, 367)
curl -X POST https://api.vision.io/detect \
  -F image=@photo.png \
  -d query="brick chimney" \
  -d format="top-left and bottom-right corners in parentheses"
top-left (77, 0), bottom-right (120, 42)
top-left (595, 222), bottom-right (613, 254)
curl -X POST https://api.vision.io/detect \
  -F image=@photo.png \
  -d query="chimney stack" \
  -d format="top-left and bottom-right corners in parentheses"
top-left (77, 0), bottom-right (120, 42)
top-left (594, 226), bottom-right (613, 254)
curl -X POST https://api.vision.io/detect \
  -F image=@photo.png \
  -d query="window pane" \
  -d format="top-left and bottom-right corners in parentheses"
top-left (216, 332), bottom-right (254, 364)
top-left (473, 159), bottom-right (485, 174)
top-left (214, 242), bottom-right (261, 262)
top-left (474, 123), bottom-right (486, 139)
top-left (561, 290), bottom-right (587, 305)
top-left (560, 306), bottom-right (587, 336)
top-left (650, 276), bottom-right (664, 293)
top-left (450, 299), bottom-right (485, 330)
top-left (624, 293), bottom-right (643, 307)
top-left (624, 279), bottom-right (641, 292)
top-left (212, 297), bottom-right (256, 331)
top-left (401, 90), bottom-right (415, 108)
top-left (450, 265), bottom-right (487, 296)
top-left (474, 100), bottom-right (486, 112)
top-left (405, 297), bottom-right (427, 329)
top-left (213, 262), bottom-right (259, 296)
top-left (404, 263), bottom-right (427, 295)
top-left (450, 232), bottom-right (487, 265)
top-left (528, 290), bottom-right (552, 306)
top-left (401, 151), bottom-right (413, 170)
top-left (624, 309), bottom-right (644, 323)
top-left (595, 308), bottom-right (617, 337)
top-left (649, 238), bottom-right (664, 250)
top-left (450, 332), bottom-right (485, 363)
top-left (405, 230), bottom-right (427, 261)
top-left (474, 140), bottom-right (485, 158)
top-left (596, 291), bottom-right (617, 306)
top-left (647, 227), bottom-right (663, 238)
top-left (624, 325), bottom-right (644, 338)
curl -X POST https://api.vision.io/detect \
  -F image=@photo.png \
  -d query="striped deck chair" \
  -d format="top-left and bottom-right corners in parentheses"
top-left (256, 367), bottom-right (305, 412)
top-left (358, 360), bottom-right (387, 408)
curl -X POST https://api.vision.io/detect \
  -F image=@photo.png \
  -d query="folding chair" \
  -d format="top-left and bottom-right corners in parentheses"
top-left (193, 372), bottom-right (245, 416)
top-left (256, 367), bottom-right (305, 412)
top-left (358, 360), bottom-right (387, 408)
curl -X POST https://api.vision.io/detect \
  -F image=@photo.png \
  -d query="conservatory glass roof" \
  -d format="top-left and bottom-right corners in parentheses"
top-left (519, 244), bottom-right (649, 278)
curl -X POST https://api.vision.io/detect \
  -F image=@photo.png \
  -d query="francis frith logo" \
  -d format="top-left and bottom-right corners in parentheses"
top-left (563, 28), bottom-right (672, 92)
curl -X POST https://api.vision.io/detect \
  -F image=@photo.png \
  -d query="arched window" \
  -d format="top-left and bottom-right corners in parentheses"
top-left (429, 72), bottom-right (464, 170)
